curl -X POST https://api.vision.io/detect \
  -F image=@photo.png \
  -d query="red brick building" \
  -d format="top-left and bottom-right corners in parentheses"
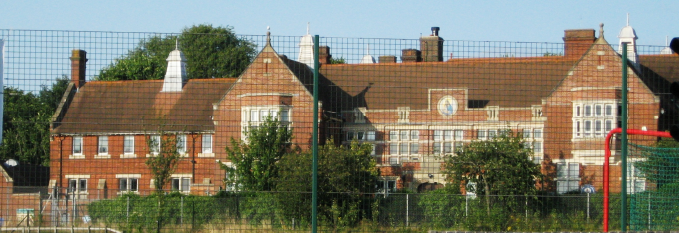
top-left (1, 160), bottom-right (49, 226)
top-left (49, 24), bottom-right (679, 198)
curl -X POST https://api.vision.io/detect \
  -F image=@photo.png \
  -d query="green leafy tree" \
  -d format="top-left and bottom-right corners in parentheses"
top-left (97, 24), bottom-right (257, 81)
top-left (0, 76), bottom-right (69, 165)
top-left (144, 131), bottom-right (183, 232)
top-left (330, 57), bottom-right (346, 64)
top-left (145, 132), bottom-right (183, 194)
top-left (442, 130), bottom-right (542, 214)
top-left (222, 117), bottom-right (293, 191)
top-left (275, 140), bottom-right (380, 227)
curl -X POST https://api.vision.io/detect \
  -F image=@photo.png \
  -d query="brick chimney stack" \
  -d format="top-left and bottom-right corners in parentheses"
top-left (563, 29), bottom-right (596, 58)
top-left (318, 46), bottom-right (332, 64)
top-left (401, 49), bottom-right (422, 63)
top-left (70, 49), bottom-right (87, 88)
top-left (420, 27), bottom-right (444, 62)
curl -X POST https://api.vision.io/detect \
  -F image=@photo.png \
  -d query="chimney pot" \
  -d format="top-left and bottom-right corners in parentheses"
top-left (431, 27), bottom-right (440, 36)
top-left (420, 27), bottom-right (444, 62)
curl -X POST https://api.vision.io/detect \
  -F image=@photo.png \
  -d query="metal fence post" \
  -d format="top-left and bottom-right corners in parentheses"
top-left (621, 42), bottom-right (629, 232)
top-left (406, 193), bottom-right (409, 227)
top-left (311, 34), bottom-right (320, 233)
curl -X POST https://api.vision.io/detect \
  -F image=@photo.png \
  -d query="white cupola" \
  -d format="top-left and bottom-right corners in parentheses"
top-left (298, 23), bottom-right (315, 68)
top-left (360, 45), bottom-right (376, 64)
top-left (161, 40), bottom-right (187, 92)
top-left (618, 14), bottom-right (639, 65)
top-left (660, 36), bottom-right (673, 54)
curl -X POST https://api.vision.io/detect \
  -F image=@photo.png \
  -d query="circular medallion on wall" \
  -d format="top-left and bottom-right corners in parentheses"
top-left (437, 96), bottom-right (458, 116)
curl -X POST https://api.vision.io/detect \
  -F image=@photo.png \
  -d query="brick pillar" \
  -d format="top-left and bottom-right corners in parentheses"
top-left (70, 50), bottom-right (87, 88)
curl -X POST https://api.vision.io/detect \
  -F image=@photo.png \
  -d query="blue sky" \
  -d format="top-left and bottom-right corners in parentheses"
top-left (1, 0), bottom-right (677, 45)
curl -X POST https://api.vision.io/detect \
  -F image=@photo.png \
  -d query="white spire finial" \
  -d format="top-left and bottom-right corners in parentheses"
top-left (266, 26), bottom-right (271, 45)
top-left (307, 22), bottom-right (310, 35)
top-left (667, 36), bottom-right (669, 46)
top-left (366, 44), bottom-right (370, 55)
top-left (627, 13), bottom-right (629, 26)
top-left (175, 38), bottom-right (178, 50)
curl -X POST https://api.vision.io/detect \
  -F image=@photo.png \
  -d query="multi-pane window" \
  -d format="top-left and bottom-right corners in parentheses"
top-left (248, 108), bottom-right (290, 123)
top-left (124, 135), bottom-right (135, 154)
top-left (73, 136), bottom-right (83, 155)
top-left (150, 135), bottom-right (161, 154)
top-left (176, 134), bottom-right (186, 154)
top-left (522, 128), bottom-right (544, 153)
top-left (627, 162), bottom-right (646, 194)
top-left (68, 178), bottom-right (87, 193)
top-left (242, 107), bottom-right (291, 139)
top-left (202, 134), bottom-right (212, 153)
top-left (346, 130), bottom-right (376, 141)
top-left (98, 136), bottom-right (108, 154)
top-left (557, 162), bottom-right (580, 194)
top-left (171, 177), bottom-right (191, 192)
top-left (433, 130), bottom-right (464, 154)
top-left (388, 130), bottom-right (419, 156)
top-left (573, 102), bottom-right (619, 138)
top-left (477, 129), bottom-right (500, 140)
top-left (119, 178), bottom-right (139, 192)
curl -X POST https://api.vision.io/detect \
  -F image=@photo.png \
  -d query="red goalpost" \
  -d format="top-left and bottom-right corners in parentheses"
top-left (603, 128), bottom-right (672, 232)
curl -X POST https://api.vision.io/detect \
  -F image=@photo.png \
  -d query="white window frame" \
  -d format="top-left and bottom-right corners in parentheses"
top-left (573, 101), bottom-right (620, 139)
top-left (242, 106), bottom-right (292, 140)
top-left (627, 162), bottom-right (646, 194)
top-left (346, 130), bottom-right (376, 141)
top-left (200, 134), bottom-right (213, 156)
top-left (433, 129), bottom-right (465, 155)
top-left (176, 134), bottom-right (187, 156)
top-left (556, 162), bottom-right (580, 194)
top-left (390, 142), bottom-right (420, 156)
top-left (171, 174), bottom-right (192, 193)
top-left (98, 136), bottom-right (109, 155)
top-left (66, 174), bottom-right (90, 199)
top-left (477, 129), bottom-right (486, 140)
top-left (123, 135), bottom-right (135, 157)
top-left (150, 135), bottom-right (161, 155)
top-left (116, 174), bottom-right (141, 193)
top-left (72, 136), bottom-right (83, 155)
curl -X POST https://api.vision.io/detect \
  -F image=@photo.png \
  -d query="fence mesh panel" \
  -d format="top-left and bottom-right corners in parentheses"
top-left (0, 28), bottom-right (677, 232)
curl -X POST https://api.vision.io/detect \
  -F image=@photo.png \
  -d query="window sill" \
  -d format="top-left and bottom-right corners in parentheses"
top-left (198, 153), bottom-right (215, 158)
top-left (94, 154), bottom-right (111, 159)
top-left (571, 137), bottom-right (606, 142)
top-left (120, 154), bottom-right (137, 158)
top-left (69, 154), bottom-right (85, 159)
top-left (179, 153), bottom-right (188, 158)
top-left (145, 153), bottom-right (160, 158)
top-left (117, 191), bottom-right (139, 195)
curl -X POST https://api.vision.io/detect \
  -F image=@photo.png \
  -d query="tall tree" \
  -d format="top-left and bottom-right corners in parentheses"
top-left (0, 76), bottom-right (69, 166)
top-left (442, 130), bottom-right (543, 214)
top-left (222, 117), bottom-right (293, 191)
top-left (97, 24), bottom-right (257, 81)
